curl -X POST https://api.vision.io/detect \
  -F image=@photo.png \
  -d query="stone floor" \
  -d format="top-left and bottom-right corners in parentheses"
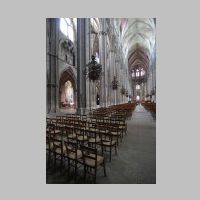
top-left (46, 104), bottom-right (156, 184)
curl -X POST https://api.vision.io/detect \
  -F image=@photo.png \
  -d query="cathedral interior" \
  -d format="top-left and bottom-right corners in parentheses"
top-left (46, 18), bottom-right (156, 184)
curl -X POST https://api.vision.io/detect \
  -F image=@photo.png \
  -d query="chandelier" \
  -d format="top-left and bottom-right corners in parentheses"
top-left (125, 90), bottom-right (129, 97)
top-left (85, 55), bottom-right (102, 81)
top-left (112, 76), bottom-right (118, 90)
top-left (120, 86), bottom-right (125, 95)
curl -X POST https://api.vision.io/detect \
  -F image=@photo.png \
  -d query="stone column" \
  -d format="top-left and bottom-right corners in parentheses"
top-left (77, 18), bottom-right (88, 114)
top-left (115, 59), bottom-right (119, 104)
top-left (119, 66), bottom-right (122, 104)
top-left (107, 57), bottom-right (111, 106)
top-left (46, 19), bottom-right (51, 113)
top-left (99, 18), bottom-right (107, 107)
top-left (47, 18), bottom-right (59, 114)
top-left (114, 61), bottom-right (117, 105)
top-left (141, 82), bottom-right (144, 100)
top-left (122, 69), bottom-right (125, 103)
top-left (91, 81), bottom-right (95, 109)
top-left (152, 49), bottom-right (156, 102)
top-left (106, 52), bottom-right (110, 107)
top-left (85, 18), bottom-right (91, 112)
top-left (145, 82), bottom-right (147, 100)
top-left (109, 49), bottom-right (116, 105)
top-left (146, 67), bottom-right (153, 101)
top-left (90, 32), bottom-right (97, 110)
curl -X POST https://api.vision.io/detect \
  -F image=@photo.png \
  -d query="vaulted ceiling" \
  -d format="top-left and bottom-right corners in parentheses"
top-left (113, 18), bottom-right (156, 73)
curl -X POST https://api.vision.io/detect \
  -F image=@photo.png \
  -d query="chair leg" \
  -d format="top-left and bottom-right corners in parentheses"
top-left (47, 151), bottom-right (51, 168)
top-left (74, 162), bottom-right (77, 183)
top-left (68, 158), bottom-right (70, 175)
top-left (84, 166), bottom-right (86, 183)
top-left (103, 160), bottom-right (107, 177)
top-left (94, 168), bottom-right (97, 184)
top-left (54, 153), bottom-right (56, 169)
top-left (101, 145), bottom-right (104, 156)
top-left (115, 145), bottom-right (117, 155)
top-left (60, 155), bottom-right (63, 173)
top-left (109, 147), bottom-right (112, 162)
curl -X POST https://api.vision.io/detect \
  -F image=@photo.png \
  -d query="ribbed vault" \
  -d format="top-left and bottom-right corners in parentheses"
top-left (113, 18), bottom-right (156, 74)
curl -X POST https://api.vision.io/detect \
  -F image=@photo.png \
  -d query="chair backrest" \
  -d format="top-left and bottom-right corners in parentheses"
top-left (97, 122), bottom-right (107, 131)
top-left (47, 124), bottom-right (56, 138)
top-left (74, 128), bottom-right (86, 137)
top-left (65, 127), bottom-right (76, 141)
top-left (100, 131), bottom-right (115, 144)
top-left (46, 118), bottom-right (52, 125)
top-left (64, 141), bottom-right (78, 159)
top-left (52, 138), bottom-right (63, 154)
top-left (80, 145), bottom-right (97, 167)
top-left (50, 118), bottom-right (57, 126)
top-left (87, 129), bottom-right (97, 139)
top-left (56, 115), bottom-right (62, 122)
top-left (79, 120), bottom-right (87, 130)
top-left (91, 118), bottom-right (97, 124)
top-left (47, 123), bottom-right (55, 130)
top-left (81, 115), bottom-right (87, 121)
top-left (88, 122), bottom-right (96, 129)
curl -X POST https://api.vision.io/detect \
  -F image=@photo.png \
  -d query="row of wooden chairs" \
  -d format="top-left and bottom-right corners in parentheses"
top-left (47, 124), bottom-right (118, 159)
top-left (46, 103), bottom-right (136, 183)
top-left (89, 103), bottom-right (136, 120)
top-left (46, 125), bottom-right (114, 183)
top-left (141, 101), bottom-right (156, 114)
top-left (47, 116), bottom-right (127, 138)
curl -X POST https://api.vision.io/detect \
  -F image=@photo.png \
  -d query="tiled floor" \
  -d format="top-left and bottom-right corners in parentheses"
top-left (46, 104), bottom-right (156, 184)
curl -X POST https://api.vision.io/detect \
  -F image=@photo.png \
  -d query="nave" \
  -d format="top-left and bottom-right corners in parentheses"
top-left (46, 18), bottom-right (156, 184)
top-left (46, 103), bottom-right (156, 184)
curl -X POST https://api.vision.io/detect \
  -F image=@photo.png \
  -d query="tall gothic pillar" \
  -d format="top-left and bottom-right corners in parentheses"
top-left (146, 67), bottom-right (152, 101)
top-left (47, 18), bottom-right (59, 113)
top-left (152, 49), bottom-right (156, 102)
top-left (115, 59), bottom-right (120, 104)
top-left (85, 19), bottom-right (91, 111)
top-left (99, 18), bottom-right (107, 107)
top-left (77, 18), bottom-right (89, 114)
top-left (106, 51), bottom-right (110, 107)
top-left (46, 19), bottom-right (50, 113)
top-left (107, 56), bottom-right (111, 107)
top-left (110, 49), bottom-right (116, 105)
top-left (119, 65), bottom-right (122, 104)
top-left (90, 32), bottom-right (97, 109)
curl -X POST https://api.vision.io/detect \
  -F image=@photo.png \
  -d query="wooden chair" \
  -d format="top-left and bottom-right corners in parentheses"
top-left (75, 128), bottom-right (88, 146)
top-left (87, 129), bottom-right (101, 150)
top-left (79, 120), bottom-right (87, 130)
top-left (64, 141), bottom-right (83, 183)
top-left (65, 127), bottom-right (76, 143)
top-left (118, 119), bottom-right (127, 135)
top-left (109, 124), bottom-right (122, 145)
top-left (46, 133), bottom-right (54, 168)
top-left (80, 145), bottom-right (106, 183)
top-left (52, 138), bottom-right (65, 171)
top-left (100, 132), bottom-right (117, 162)
top-left (81, 115), bottom-right (87, 122)
top-left (46, 117), bottom-right (52, 127)
top-left (56, 116), bottom-right (62, 129)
